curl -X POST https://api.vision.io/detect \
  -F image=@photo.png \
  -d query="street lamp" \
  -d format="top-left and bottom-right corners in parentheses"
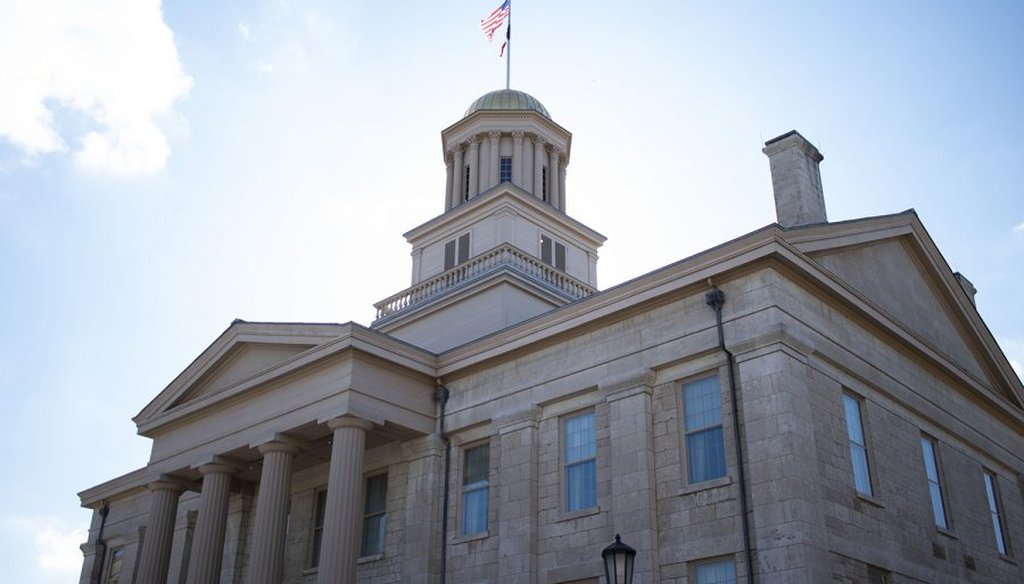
top-left (601, 533), bottom-right (636, 584)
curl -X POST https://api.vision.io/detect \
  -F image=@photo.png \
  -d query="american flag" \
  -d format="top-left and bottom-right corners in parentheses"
top-left (480, 0), bottom-right (510, 42)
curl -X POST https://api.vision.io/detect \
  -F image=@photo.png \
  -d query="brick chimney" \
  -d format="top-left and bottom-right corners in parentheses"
top-left (763, 130), bottom-right (828, 228)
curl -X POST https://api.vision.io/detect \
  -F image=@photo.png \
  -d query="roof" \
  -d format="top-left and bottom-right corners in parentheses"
top-left (464, 89), bottom-right (551, 119)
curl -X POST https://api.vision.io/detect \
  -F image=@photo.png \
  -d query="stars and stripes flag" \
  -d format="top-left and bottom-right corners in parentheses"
top-left (480, 0), bottom-right (510, 42)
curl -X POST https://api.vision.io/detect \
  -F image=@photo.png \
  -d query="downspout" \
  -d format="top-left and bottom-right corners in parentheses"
top-left (705, 287), bottom-right (755, 584)
top-left (89, 502), bottom-right (110, 584)
top-left (434, 383), bottom-right (451, 584)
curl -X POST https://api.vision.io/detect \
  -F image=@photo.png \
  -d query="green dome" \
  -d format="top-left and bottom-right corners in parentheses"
top-left (464, 89), bottom-right (551, 119)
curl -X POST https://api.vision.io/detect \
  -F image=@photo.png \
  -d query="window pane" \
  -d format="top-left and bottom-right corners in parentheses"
top-left (311, 490), bottom-right (327, 567)
top-left (850, 444), bottom-right (872, 495)
top-left (463, 444), bottom-right (489, 485)
top-left (684, 377), bottom-right (721, 431)
top-left (695, 559), bottom-right (736, 584)
top-left (365, 474), bottom-right (388, 514)
top-left (566, 459), bottom-right (596, 511)
top-left (920, 438), bottom-right (947, 528)
top-left (843, 395), bottom-right (865, 444)
top-left (554, 242), bottom-right (566, 271)
top-left (444, 240), bottom-right (456, 271)
top-left (457, 233), bottom-right (470, 264)
top-left (462, 487), bottom-right (489, 534)
top-left (687, 426), bottom-right (726, 483)
top-left (106, 548), bottom-right (124, 584)
top-left (541, 235), bottom-right (553, 265)
top-left (564, 413), bottom-right (595, 463)
top-left (361, 514), bottom-right (386, 556)
top-left (984, 473), bottom-right (1008, 555)
top-left (500, 157), bottom-right (512, 182)
top-left (843, 395), bottom-right (872, 496)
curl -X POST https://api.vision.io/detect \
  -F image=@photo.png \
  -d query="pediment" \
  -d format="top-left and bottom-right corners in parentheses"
top-left (135, 322), bottom-right (350, 425)
top-left (788, 214), bottom-right (1023, 409)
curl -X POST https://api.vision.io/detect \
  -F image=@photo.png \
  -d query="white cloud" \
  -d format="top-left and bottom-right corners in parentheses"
top-left (0, 0), bottom-right (192, 174)
top-left (6, 516), bottom-right (85, 574)
top-left (239, 22), bottom-right (252, 40)
top-left (1013, 222), bottom-right (1024, 235)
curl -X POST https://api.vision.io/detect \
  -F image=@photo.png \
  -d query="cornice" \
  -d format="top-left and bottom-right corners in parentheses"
top-left (402, 183), bottom-right (606, 248)
top-left (78, 467), bottom-right (149, 508)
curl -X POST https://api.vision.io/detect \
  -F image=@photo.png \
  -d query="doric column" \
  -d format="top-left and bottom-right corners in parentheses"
top-left (444, 151), bottom-right (454, 210)
top-left (533, 137), bottom-right (546, 199)
top-left (452, 144), bottom-right (465, 207)
top-left (467, 136), bottom-right (480, 199)
top-left (249, 439), bottom-right (302, 584)
top-left (548, 145), bottom-right (560, 208)
top-left (136, 480), bottom-right (184, 584)
top-left (185, 462), bottom-right (237, 584)
top-left (512, 131), bottom-right (525, 186)
top-left (558, 156), bottom-right (567, 211)
top-left (488, 131), bottom-right (501, 190)
top-left (317, 416), bottom-right (374, 584)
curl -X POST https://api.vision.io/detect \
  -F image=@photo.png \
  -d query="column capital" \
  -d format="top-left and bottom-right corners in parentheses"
top-left (445, 150), bottom-right (454, 163)
top-left (545, 143), bottom-right (556, 153)
top-left (468, 135), bottom-right (481, 146)
top-left (252, 433), bottom-right (306, 455)
top-left (326, 415), bottom-right (374, 432)
top-left (453, 142), bottom-right (466, 152)
top-left (148, 477), bottom-right (188, 493)
top-left (511, 131), bottom-right (525, 139)
top-left (488, 130), bottom-right (502, 140)
top-left (196, 461), bottom-right (241, 477)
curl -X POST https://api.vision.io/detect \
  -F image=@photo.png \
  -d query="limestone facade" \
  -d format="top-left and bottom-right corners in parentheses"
top-left (79, 90), bottom-right (1024, 584)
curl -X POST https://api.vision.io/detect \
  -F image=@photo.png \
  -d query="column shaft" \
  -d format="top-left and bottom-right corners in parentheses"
top-left (136, 482), bottom-right (183, 584)
top-left (548, 146), bottom-right (560, 208)
top-left (185, 465), bottom-right (235, 584)
top-left (558, 162), bottom-right (567, 212)
top-left (489, 131), bottom-right (501, 190)
top-left (249, 442), bottom-right (300, 584)
top-left (452, 146), bottom-right (465, 206)
top-left (512, 132), bottom-right (524, 186)
top-left (317, 417), bottom-right (373, 584)
top-left (468, 138), bottom-right (480, 198)
top-left (444, 154), bottom-right (454, 210)
top-left (533, 139), bottom-right (546, 198)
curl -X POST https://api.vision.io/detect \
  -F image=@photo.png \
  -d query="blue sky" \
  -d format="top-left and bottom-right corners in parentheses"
top-left (0, 1), bottom-right (1021, 581)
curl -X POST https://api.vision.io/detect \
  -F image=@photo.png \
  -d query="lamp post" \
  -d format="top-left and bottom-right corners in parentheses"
top-left (601, 533), bottom-right (636, 584)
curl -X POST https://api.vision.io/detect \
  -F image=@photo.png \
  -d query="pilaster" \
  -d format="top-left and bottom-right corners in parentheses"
top-left (512, 131), bottom-right (525, 186)
top-left (468, 136), bottom-right (481, 199)
top-left (497, 406), bottom-right (541, 584)
top-left (489, 130), bottom-right (501, 190)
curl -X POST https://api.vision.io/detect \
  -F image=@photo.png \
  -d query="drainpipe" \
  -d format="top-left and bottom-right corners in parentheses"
top-left (89, 502), bottom-right (110, 584)
top-left (434, 383), bottom-right (451, 584)
top-left (705, 287), bottom-right (755, 584)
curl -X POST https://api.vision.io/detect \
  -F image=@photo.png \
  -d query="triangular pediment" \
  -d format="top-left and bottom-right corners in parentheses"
top-left (786, 213), bottom-right (1023, 409)
top-left (135, 321), bottom-right (350, 425)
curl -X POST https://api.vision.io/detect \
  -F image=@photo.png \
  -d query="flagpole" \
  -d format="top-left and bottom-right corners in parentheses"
top-left (505, 0), bottom-right (511, 89)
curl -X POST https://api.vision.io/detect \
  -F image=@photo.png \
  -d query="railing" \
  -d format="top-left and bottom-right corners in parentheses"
top-left (374, 244), bottom-right (597, 320)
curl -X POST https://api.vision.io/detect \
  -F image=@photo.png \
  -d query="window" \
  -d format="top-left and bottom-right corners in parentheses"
top-left (540, 234), bottom-right (566, 271)
top-left (682, 376), bottom-right (726, 484)
top-left (694, 559), bottom-right (736, 584)
top-left (463, 166), bottom-right (471, 201)
top-left (983, 471), bottom-right (1008, 555)
top-left (462, 443), bottom-right (490, 535)
top-left (564, 412), bottom-right (597, 512)
top-left (920, 437), bottom-right (948, 529)
top-left (105, 547), bottom-right (124, 584)
top-left (362, 473), bottom-right (388, 557)
top-left (310, 489), bottom-right (327, 567)
top-left (500, 157), bottom-right (512, 182)
top-left (443, 233), bottom-right (471, 271)
top-left (843, 394), bottom-right (873, 496)
top-left (541, 166), bottom-right (548, 201)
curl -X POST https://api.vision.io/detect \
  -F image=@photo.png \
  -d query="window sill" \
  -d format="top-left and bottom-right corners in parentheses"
top-left (677, 475), bottom-right (732, 496)
top-left (999, 554), bottom-right (1016, 566)
top-left (452, 531), bottom-right (489, 544)
top-left (557, 506), bottom-right (601, 523)
top-left (935, 527), bottom-right (958, 540)
top-left (301, 567), bottom-right (318, 577)
top-left (357, 554), bottom-right (384, 565)
top-left (855, 493), bottom-right (884, 509)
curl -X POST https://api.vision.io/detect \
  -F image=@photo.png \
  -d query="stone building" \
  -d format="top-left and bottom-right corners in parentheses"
top-left (78, 89), bottom-right (1024, 584)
